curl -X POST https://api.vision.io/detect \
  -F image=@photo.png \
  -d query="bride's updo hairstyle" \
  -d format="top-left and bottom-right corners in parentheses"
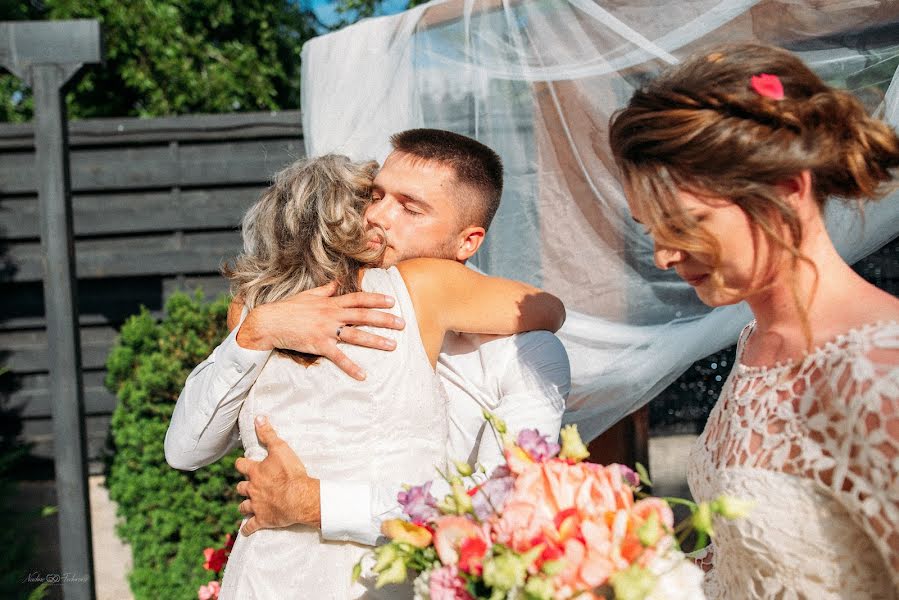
top-left (609, 43), bottom-right (899, 281)
top-left (224, 154), bottom-right (384, 310)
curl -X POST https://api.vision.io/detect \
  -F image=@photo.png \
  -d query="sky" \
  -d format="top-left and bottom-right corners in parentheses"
top-left (301, 0), bottom-right (411, 28)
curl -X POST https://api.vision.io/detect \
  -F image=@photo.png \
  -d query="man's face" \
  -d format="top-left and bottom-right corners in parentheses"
top-left (365, 151), bottom-right (468, 267)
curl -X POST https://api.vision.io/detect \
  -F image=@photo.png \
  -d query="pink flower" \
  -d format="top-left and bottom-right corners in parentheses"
top-left (197, 580), bottom-right (220, 600)
top-left (750, 73), bottom-right (784, 100)
top-left (491, 460), bottom-right (638, 590)
top-left (620, 498), bottom-right (676, 566)
top-left (432, 516), bottom-right (490, 566)
top-left (429, 564), bottom-right (472, 600)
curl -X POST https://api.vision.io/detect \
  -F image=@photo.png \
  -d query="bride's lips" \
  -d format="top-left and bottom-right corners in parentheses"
top-left (681, 273), bottom-right (709, 287)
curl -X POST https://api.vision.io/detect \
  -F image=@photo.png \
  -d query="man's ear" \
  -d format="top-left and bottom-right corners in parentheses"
top-left (455, 226), bottom-right (486, 262)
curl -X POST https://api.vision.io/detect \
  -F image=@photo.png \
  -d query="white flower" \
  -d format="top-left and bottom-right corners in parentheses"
top-left (645, 552), bottom-right (706, 600)
top-left (412, 569), bottom-right (431, 600)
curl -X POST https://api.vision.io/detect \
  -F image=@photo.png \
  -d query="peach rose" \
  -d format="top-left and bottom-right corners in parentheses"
top-left (433, 516), bottom-right (490, 566)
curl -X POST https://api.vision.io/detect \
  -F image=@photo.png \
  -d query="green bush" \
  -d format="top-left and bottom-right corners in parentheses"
top-left (105, 291), bottom-right (242, 599)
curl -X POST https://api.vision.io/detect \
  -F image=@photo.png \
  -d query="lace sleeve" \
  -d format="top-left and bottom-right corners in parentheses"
top-left (833, 341), bottom-right (899, 587)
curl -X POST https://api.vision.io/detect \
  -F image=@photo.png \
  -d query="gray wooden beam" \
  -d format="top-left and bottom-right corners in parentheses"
top-left (1, 20), bottom-right (101, 600)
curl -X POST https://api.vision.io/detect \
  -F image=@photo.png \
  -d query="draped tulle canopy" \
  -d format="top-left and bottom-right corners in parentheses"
top-left (301, 0), bottom-right (899, 440)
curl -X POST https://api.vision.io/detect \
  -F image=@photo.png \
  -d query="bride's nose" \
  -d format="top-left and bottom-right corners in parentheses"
top-left (654, 244), bottom-right (686, 270)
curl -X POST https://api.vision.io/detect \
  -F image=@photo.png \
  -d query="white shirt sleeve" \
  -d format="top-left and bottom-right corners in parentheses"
top-left (319, 477), bottom-right (451, 546)
top-left (164, 310), bottom-right (272, 471)
top-left (484, 331), bottom-right (570, 466)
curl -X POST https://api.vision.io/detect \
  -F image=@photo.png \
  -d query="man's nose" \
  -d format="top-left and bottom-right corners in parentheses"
top-left (654, 244), bottom-right (685, 270)
top-left (365, 199), bottom-right (390, 229)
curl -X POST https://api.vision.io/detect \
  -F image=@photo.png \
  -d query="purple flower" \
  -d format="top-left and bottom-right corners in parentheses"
top-left (517, 429), bottom-right (561, 462)
top-left (397, 481), bottom-right (440, 523)
top-left (619, 465), bottom-right (640, 488)
top-left (471, 465), bottom-right (515, 520)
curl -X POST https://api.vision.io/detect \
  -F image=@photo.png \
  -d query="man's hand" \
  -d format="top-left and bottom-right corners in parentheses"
top-left (235, 281), bottom-right (405, 381)
top-left (235, 416), bottom-right (321, 536)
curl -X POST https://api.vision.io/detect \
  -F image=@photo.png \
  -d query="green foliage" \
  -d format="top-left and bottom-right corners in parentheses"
top-left (1, 0), bottom-right (320, 121)
top-left (0, 397), bottom-right (38, 598)
top-left (105, 290), bottom-right (242, 600)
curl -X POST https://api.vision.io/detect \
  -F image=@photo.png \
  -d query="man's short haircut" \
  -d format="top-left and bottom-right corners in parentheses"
top-left (389, 129), bottom-right (504, 230)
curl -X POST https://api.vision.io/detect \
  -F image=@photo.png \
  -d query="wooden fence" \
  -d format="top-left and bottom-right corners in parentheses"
top-left (0, 110), bottom-right (304, 469)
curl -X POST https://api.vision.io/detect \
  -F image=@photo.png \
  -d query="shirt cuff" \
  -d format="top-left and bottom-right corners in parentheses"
top-left (216, 321), bottom-right (272, 386)
top-left (319, 480), bottom-right (379, 546)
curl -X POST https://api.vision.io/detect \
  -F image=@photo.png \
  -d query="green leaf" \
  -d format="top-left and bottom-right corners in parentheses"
top-left (635, 462), bottom-right (653, 487)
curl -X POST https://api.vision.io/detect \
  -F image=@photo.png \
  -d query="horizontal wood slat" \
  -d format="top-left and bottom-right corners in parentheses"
top-left (1, 139), bottom-right (303, 194)
top-left (0, 110), bottom-right (302, 150)
top-left (7, 230), bottom-right (242, 282)
top-left (1, 187), bottom-right (261, 239)
top-left (7, 371), bottom-right (115, 418)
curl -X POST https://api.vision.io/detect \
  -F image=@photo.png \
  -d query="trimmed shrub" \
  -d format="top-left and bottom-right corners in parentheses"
top-left (105, 291), bottom-right (243, 599)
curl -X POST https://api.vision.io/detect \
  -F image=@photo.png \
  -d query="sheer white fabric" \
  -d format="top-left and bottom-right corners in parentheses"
top-left (219, 267), bottom-right (447, 599)
top-left (301, 0), bottom-right (899, 439)
top-left (687, 321), bottom-right (899, 599)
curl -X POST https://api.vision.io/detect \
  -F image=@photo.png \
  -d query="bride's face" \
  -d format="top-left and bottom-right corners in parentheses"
top-left (629, 190), bottom-right (781, 307)
top-left (365, 151), bottom-right (467, 266)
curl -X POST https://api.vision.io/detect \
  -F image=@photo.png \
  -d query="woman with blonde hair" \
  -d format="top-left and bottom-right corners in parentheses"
top-left (195, 154), bottom-right (564, 598)
top-left (610, 44), bottom-right (899, 598)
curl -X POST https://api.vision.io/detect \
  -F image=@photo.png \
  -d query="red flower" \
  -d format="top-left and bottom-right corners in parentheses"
top-left (750, 73), bottom-right (784, 100)
top-left (457, 536), bottom-right (488, 575)
top-left (224, 533), bottom-right (235, 552)
top-left (203, 547), bottom-right (228, 573)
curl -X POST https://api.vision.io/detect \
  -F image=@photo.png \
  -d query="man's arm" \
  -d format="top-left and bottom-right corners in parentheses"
top-left (164, 306), bottom-right (272, 471)
top-left (236, 417), bottom-right (442, 546)
top-left (165, 282), bottom-right (405, 471)
top-left (481, 331), bottom-right (570, 466)
top-left (235, 331), bottom-right (570, 545)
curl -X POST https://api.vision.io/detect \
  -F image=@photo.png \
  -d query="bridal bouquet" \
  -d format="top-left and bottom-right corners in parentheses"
top-left (357, 415), bottom-right (749, 600)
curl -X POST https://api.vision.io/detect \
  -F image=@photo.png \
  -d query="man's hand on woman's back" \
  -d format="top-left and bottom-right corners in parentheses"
top-left (231, 281), bottom-right (406, 380)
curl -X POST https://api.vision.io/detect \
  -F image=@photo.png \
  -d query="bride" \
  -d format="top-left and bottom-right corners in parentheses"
top-left (210, 154), bottom-right (564, 598)
top-left (610, 44), bottom-right (899, 598)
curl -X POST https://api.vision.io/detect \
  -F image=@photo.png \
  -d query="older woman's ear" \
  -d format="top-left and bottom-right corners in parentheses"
top-left (227, 297), bottom-right (245, 331)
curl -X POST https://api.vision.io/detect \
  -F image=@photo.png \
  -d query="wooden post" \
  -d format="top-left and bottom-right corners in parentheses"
top-left (0, 20), bottom-right (101, 600)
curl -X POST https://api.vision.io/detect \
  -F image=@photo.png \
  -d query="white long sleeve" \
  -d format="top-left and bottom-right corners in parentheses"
top-left (164, 312), bottom-right (272, 471)
top-left (318, 330), bottom-right (569, 545)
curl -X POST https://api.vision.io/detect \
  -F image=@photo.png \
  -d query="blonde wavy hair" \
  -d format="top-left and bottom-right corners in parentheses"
top-left (224, 154), bottom-right (385, 310)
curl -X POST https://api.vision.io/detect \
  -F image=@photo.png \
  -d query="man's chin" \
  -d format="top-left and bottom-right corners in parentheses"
top-left (377, 250), bottom-right (399, 268)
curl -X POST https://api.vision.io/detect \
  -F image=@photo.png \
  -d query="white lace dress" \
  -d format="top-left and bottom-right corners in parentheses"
top-left (688, 321), bottom-right (899, 599)
top-left (220, 267), bottom-right (449, 599)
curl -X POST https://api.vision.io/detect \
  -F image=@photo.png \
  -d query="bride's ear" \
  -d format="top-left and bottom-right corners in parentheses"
top-left (778, 170), bottom-right (816, 214)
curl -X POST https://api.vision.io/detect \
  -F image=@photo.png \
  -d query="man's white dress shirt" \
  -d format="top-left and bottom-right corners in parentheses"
top-left (165, 318), bottom-right (570, 545)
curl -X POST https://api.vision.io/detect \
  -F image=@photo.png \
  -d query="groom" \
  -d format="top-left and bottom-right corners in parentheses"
top-left (166, 129), bottom-right (570, 545)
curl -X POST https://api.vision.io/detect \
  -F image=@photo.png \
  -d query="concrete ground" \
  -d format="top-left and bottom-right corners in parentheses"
top-left (19, 434), bottom-right (697, 600)
top-left (16, 476), bottom-right (133, 600)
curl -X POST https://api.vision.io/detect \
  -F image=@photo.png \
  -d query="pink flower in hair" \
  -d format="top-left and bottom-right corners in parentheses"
top-left (750, 73), bottom-right (784, 100)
